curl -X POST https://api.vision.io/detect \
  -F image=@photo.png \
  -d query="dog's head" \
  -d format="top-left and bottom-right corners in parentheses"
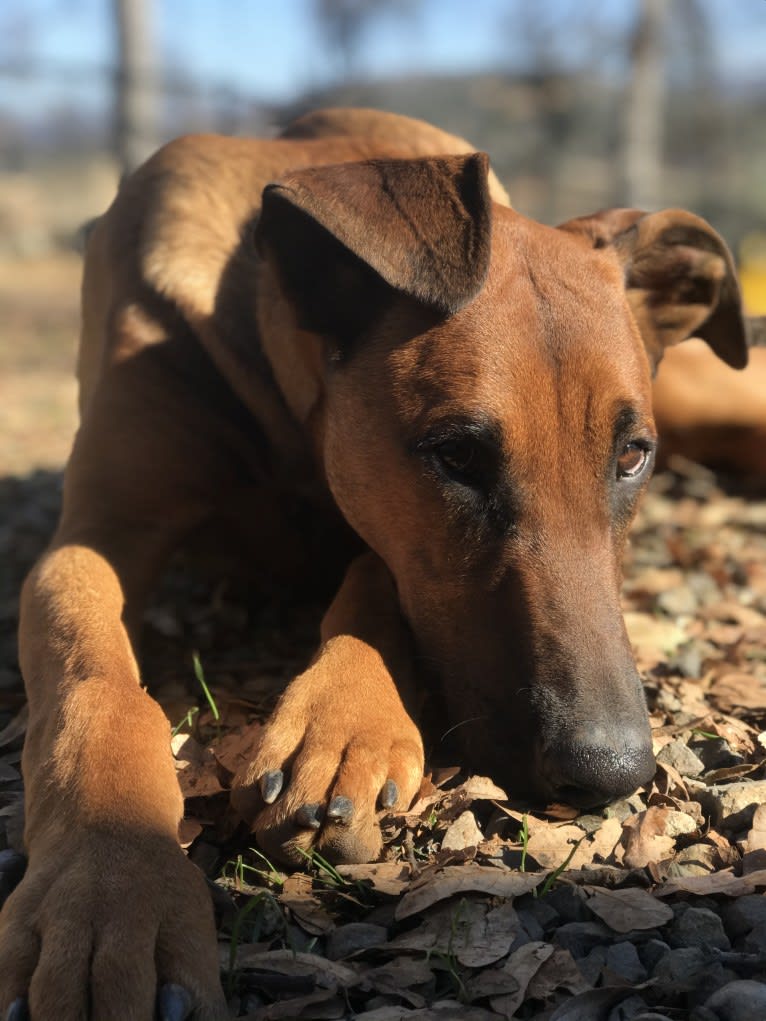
top-left (255, 153), bottom-right (749, 807)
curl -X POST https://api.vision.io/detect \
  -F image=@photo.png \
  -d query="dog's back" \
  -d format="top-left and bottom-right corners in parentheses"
top-left (76, 110), bottom-right (508, 416)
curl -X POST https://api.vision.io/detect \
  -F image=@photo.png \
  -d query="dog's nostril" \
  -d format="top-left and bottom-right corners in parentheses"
top-left (544, 739), bottom-right (656, 808)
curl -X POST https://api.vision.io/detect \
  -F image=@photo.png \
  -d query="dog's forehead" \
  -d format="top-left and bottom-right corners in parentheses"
top-left (484, 208), bottom-right (631, 330)
top-left (384, 208), bottom-right (652, 421)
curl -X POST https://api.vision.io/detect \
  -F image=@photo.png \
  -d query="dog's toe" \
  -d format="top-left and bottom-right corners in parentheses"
top-left (379, 779), bottom-right (398, 809)
top-left (293, 803), bottom-right (323, 830)
top-left (326, 796), bottom-right (355, 826)
top-left (158, 982), bottom-right (193, 1021)
top-left (4, 997), bottom-right (29, 1021)
top-left (259, 769), bottom-right (284, 804)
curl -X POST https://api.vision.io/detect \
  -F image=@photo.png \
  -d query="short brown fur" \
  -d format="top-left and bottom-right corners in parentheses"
top-left (0, 109), bottom-right (753, 1019)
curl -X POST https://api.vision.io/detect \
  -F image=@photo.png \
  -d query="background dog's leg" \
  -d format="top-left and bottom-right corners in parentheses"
top-left (0, 367), bottom-right (229, 1020)
top-left (232, 552), bottom-right (425, 866)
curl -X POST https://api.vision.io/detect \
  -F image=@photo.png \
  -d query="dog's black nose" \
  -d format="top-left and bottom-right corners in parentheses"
top-left (541, 729), bottom-right (656, 808)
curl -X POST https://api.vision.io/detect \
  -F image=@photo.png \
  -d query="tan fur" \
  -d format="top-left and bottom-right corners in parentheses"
top-left (653, 343), bottom-right (766, 474)
top-left (1, 108), bottom-right (751, 1019)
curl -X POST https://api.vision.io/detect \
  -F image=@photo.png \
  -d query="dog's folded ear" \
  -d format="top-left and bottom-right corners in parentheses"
top-left (559, 208), bottom-right (748, 370)
top-left (255, 153), bottom-right (492, 347)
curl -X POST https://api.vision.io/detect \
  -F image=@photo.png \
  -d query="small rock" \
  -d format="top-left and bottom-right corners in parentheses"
top-left (668, 906), bottom-right (730, 951)
top-left (553, 920), bottom-right (611, 959)
top-left (704, 979), bottom-right (766, 1021)
top-left (657, 739), bottom-right (705, 777)
top-left (662, 809), bottom-right (699, 838)
top-left (578, 945), bottom-right (607, 985)
top-left (666, 843), bottom-right (718, 877)
top-left (516, 907), bottom-right (545, 942)
top-left (638, 938), bottom-right (670, 973)
top-left (698, 780), bottom-right (766, 832)
top-left (657, 586), bottom-right (699, 617)
top-left (689, 738), bottom-right (744, 772)
top-left (515, 895), bottom-right (559, 934)
top-left (604, 792), bottom-right (646, 824)
top-left (668, 642), bottom-right (704, 679)
top-left (326, 922), bottom-right (387, 960)
top-left (441, 810), bottom-right (483, 851)
top-left (542, 884), bottom-right (590, 923)
top-left (633, 1015), bottom-right (676, 1021)
top-left (742, 920), bottom-right (766, 955)
top-left (690, 1009), bottom-right (720, 1021)
top-left (608, 996), bottom-right (652, 1021)
top-left (652, 946), bottom-right (706, 987)
top-left (604, 941), bottom-right (647, 984)
top-left (721, 893), bottom-right (766, 940)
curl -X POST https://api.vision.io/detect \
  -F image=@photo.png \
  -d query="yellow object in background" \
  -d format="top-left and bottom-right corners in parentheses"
top-left (739, 232), bottom-right (766, 314)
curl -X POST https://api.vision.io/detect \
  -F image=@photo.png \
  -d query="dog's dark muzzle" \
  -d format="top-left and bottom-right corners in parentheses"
top-left (537, 714), bottom-right (656, 808)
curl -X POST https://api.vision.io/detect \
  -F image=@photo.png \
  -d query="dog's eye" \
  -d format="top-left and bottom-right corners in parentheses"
top-left (616, 442), bottom-right (649, 479)
top-left (434, 437), bottom-right (480, 483)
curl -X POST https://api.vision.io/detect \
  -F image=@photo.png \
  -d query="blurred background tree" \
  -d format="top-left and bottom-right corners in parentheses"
top-left (1, 0), bottom-right (763, 252)
top-left (0, 0), bottom-right (763, 480)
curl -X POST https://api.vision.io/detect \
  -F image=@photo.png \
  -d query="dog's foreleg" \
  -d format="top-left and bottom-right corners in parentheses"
top-left (232, 552), bottom-right (425, 866)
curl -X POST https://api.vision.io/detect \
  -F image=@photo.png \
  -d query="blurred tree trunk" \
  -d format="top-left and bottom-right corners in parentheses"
top-left (621, 0), bottom-right (668, 209)
top-left (113, 0), bottom-right (159, 177)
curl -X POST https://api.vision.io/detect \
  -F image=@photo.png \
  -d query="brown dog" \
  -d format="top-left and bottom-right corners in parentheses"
top-left (0, 108), bottom-right (756, 1019)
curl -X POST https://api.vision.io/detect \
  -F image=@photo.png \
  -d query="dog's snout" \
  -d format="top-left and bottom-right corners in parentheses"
top-left (541, 726), bottom-right (656, 808)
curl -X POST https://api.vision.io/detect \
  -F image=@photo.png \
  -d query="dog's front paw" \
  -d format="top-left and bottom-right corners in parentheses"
top-left (231, 639), bottom-right (424, 865)
top-left (0, 830), bottom-right (228, 1021)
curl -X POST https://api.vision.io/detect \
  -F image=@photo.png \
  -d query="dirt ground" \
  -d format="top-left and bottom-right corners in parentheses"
top-left (2, 255), bottom-right (766, 1019)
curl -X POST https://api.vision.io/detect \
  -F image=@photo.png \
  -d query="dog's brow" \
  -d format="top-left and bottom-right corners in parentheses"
top-left (612, 404), bottom-right (650, 445)
top-left (416, 414), bottom-right (504, 452)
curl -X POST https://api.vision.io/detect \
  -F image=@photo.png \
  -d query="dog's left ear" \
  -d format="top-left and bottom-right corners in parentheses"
top-left (255, 153), bottom-right (492, 347)
top-left (559, 208), bottom-right (748, 370)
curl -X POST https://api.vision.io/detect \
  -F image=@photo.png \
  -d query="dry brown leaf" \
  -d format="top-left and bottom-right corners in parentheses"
top-left (620, 807), bottom-right (679, 869)
top-left (171, 734), bottom-right (225, 798)
top-left (395, 863), bottom-right (545, 920)
top-left (457, 776), bottom-right (509, 801)
top-left (247, 988), bottom-right (340, 1020)
top-left (526, 823), bottom-right (587, 869)
top-left (455, 900), bottom-right (522, 968)
top-left (746, 803), bottom-right (766, 853)
top-left (526, 946), bottom-right (590, 999)
top-left (335, 862), bottom-right (412, 896)
top-left (586, 817), bottom-right (625, 865)
top-left (178, 817), bottom-right (203, 849)
top-left (489, 941), bottom-right (555, 1017)
top-left (702, 600), bottom-right (765, 628)
top-left (710, 672), bottom-right (766, 711)
top-left (623, 612), bottom-right (687, 660)
top-left (654, 867), bottom-right (766, 898)
top-left (210, 724), bottom-right (262, 779)
top-left (364, 957), bottom-right (433, 1008)
top-left (654, 760), bottom-right (689, 800)
top-left (280, 874), bottom-right (335, 937)
top-left (583, 884), bottom-right (674, 933)
top-left (230, 947), bottom-right (359, 987)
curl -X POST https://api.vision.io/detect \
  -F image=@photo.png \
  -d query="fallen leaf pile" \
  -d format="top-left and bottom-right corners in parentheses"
top-left (1, 460), bottom-right (766, 1019)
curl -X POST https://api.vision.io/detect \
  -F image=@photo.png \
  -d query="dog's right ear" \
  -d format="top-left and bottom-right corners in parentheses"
top-left (254, 153), bottom-right (492, 348)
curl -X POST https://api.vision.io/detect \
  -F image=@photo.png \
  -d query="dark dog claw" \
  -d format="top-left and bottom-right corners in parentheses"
top-left (5, 998), bottom-right (29, 1021)
top-left (259, 769), bottom-right (284, 804)
top-left (380, 779), bottom-right (398, 809)
top-left (293, 803), bottom-right (323, 830)
top-left (326, 795), bottom-right (354, 825)
top-left (158, 982), bottom-right (193, 1021)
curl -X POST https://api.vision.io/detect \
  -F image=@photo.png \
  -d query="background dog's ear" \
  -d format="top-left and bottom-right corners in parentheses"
top-left (560, 208), bottom-right (748, 370)
top-left (255, 153), bottom-right (492, 347)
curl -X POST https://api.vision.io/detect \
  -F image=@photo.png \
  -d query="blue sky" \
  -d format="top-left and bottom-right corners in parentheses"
top-left (1, 0), bottom-right (765, 119)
